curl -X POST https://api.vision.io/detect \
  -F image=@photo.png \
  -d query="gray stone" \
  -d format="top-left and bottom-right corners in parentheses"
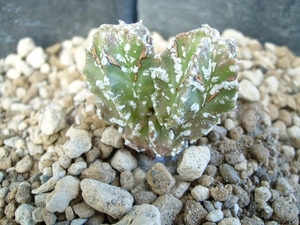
top-left (218, 217), bottom-right (241, 225)
top-left (63, 129), bottom-right (92, 159)
top-left (81, 179), bottom-right (134, 219)
top-left (191, 185), bottom-right (210, 202)
top-left (177, 145), bottom-right (211, 181)
top-left (115, 204), bottom-right (161, 225)
top-left (46, 175), bottom-right (80, 213)
top-left (206, 209), bottom-right (224, 222)
top-left (146, 163), bottom-right (175, 195)
top-left (68, 161), bottom-right (87, 175)
top-left (287, 125), bottom-right (300, 148)
top-left (15, 203), bottom-right (36, 225)
top-left (101, 126), bottom-right (124, 148)
top-left (15, 181), bottom-right (32, 204)
top-left (73, 202), bottom-right (95, 218)
top-left (275, 177), bottom-right (294, 196)
top-left (271, 196), bottom-right (298, 224)
top-left (133, 190), bottom-right (157, 205)
top-left (219, 163), bottom-right (244, 184)
top-left (120, 170), bottom-right (135, 191)
top-left (111, 149), bottom-right (137, 172)
top-left (81, 160), bottom-right (116, 184)
top-left (39, 103), bottom-right (66, 135)
top-left (15, 155), bottom-right (33, 173)
top-left (254, 186), bottom-right (272, 204)
top-left (183, 200), bottom-right (207, 225)
top-left (153, 193), bottom-right (182, 225)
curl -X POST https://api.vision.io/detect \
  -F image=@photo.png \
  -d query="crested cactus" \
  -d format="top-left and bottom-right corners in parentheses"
top-left (83, 21), bottom-right (239, 157)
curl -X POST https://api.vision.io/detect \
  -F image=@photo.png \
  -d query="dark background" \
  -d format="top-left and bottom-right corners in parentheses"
top-left (1, 0), bottom-right (299, 58)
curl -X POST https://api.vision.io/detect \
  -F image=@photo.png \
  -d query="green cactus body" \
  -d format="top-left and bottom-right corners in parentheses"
top-left (83, 21), bottom-right (239, 157)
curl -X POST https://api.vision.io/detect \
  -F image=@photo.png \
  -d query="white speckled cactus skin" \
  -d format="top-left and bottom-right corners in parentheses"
top-left (83, 21), bottom-right (239, 157)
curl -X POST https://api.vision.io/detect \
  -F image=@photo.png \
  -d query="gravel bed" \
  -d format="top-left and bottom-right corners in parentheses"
top-left (0, 27), bottom-right (300, 225)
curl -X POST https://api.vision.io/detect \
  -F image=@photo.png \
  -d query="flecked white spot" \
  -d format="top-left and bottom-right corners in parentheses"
top-left (190, 103), bottom-right (199, 112)
top-left (124, 43), bottom-right (130, 51)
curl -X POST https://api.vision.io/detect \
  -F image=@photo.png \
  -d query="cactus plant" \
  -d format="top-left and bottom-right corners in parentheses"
top-left (83, 21), bottom-right (239, 157)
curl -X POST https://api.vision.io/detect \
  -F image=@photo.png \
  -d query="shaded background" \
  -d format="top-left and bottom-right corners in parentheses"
top-left (1, 0), bottom-right (299, 58)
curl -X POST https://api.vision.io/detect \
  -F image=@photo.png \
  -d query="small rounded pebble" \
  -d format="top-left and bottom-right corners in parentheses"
top-left (191, 185), bottom-right (210, 201)
top-left (254, 186), bottom-right (272, 204)
top-left (146, 162), bottom-right (175, 195)
top-left (101, 126), bottom-right (124, 148)
top-left (39, 103), bottom-right (66, 135)
top-left (177, 145), bottom-right (211, 181)
top-left (26, 47), bottom-right (47, 69)
top-left (206, 209), bottom-right (224, 222)
top-left (17, 37), bottom-right (36, 58)
top-left (287, 125), bottom-right (300, 148)
top-left (238, 79), bottom-right (260, 101)
top-left (15, 203), bottom-right (36, 225)
top-left (81, 160), bottom-right (116, 183)
top-left (81, 179), bottom-right (134, 219)
top-left (120, 170), bottom-right (135, 191)
top-left (15, 155), bottom-right (33, 173)
top-left (111, 149), bottom-right (137, 172)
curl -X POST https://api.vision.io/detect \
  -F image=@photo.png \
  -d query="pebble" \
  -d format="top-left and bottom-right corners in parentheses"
top-left (80, 160), bottom-right (116, 183)
top-left (218, 217), bottom-right (241, 225)
top-left (111, 148), bottom-right (137, 172)
top-left (32, 207), bottom-right (44, 222)
top-left (281, 145), bottom-right (295, 159)
top-left (15, 155), bottom-right (33, 173)
top-left (278, 109), bottom-right (293, 126)
top-left (153, 193), bottom-right (182, 225)
top-left (17, 37), bottom-right (36, 58)
top-left (254, 186), bottom-right (272, 204)
top-left (63, 129), bottom-right (92, 159)
top-left (115, 204), bottom-right (161, 225)
top-left (15, 203), bottom-right (36, 225)
top-left (177, 145), bottom-right (211, 181)
top-left (191, 185), bottom-right (210, 201)
top-left (46, 175), bottom-right (80, 213)
top-left (101, 126), bottom-right (124, 148)
top-left (68, 161), bottom-right (87, 175)
top-left (238, 79), bottom-right (260, 101)
top-left (81, 179), bottom-right (134, 219)
top-left (73, 202), bottom-right (95, 218)
top-left (286, 125), bottom-right (300, 148)
top-left (275, 177), bottom-right (294, 196)
top-left (206, 209), bottom-right (224, 222)
top-left (271, 196), bottom-right (298, 223)
top-left (15, 181), bottom-right (32, 204)
top-left (209, 184), bottom-right (231, 202)
top-left (39, 103), bottom-right (66, 135)
top-left (26, 47), bottom-right (47, 69)
top-left (146, 162), bottom-right (175, 195)
top-left (219, 163), bottom-right (244, 184)
top-left (120, 170), bottom-right (135, 191)
top-left (6, 67), bottom-right (21, 79)
top-left (240, 69), bottom-right (264, 87)
top-left (171, 176), bottom-right (191, 199)
top-left (250, 143), bottom-right (269, 166)
top-left (27, 141), bottom-right (44, 155)
top-left (182, 200), bottom-right (207, 224)
top-left (264, 76), bottom-right (279, 94)
top-left (133, 191), bottom-right (157, 205)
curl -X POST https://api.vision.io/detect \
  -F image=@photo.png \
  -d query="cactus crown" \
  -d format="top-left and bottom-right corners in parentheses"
top-left (83, 21), bottom-right (239, 157)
